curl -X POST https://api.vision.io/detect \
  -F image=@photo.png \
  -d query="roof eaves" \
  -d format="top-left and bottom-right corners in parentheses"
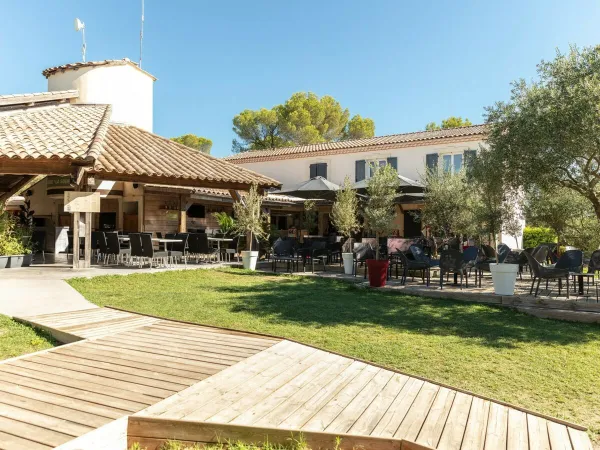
top-left (84, 104), bottom-right (112, 163)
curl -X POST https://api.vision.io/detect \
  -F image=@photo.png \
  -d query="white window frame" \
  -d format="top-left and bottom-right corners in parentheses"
top-left (440, 152), bottom-right (463, 174)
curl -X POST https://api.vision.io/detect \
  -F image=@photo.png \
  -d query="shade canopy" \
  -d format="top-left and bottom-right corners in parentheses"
top-left (277, 176), bottom-right (341, 200)
top-left (352, 174), bottom-right (424, 194)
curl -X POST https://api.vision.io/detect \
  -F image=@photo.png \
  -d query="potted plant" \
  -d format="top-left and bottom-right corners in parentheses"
top-left (232, 183), bottom-right (268, 270)
top-left (0, 210), bottom-right (31, 268)
top-left (330, 177), bottom-right (360, 275)
top-left (363, 164), bottom-right (399, 287)
top-left (212, 212), bottom-right (235, 236)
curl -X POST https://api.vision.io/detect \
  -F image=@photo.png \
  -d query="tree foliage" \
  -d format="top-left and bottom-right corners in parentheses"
top-left (364, 164), bottom-right (399, 259)
top-left (232, 184), bottom-right (269, 251)
top-left (232, 92), bottom-right (375, 152)
top-left (171, 134), bottom-right (212, 154)
top-left (483, 44), bottom-right (600, 221)
top-left (330, 177), bottom-right (360, 250)
top-left (425, 116), bottom-right (472, 131)
top-left (301, 200), bottom-right (318, 234)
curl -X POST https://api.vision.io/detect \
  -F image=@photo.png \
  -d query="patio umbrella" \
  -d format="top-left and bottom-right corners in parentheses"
top-left (276, 176), bottom-right (341, 200)
top-left (352, 174), bottom-right (424, 194)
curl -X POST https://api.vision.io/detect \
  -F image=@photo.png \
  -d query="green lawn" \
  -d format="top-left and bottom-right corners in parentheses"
top-left (70, 269), bottom-right (600, 441)
top-left (0, 314), bottom-right (56, 360)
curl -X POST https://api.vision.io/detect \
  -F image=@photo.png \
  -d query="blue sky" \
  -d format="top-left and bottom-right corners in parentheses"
top-left (1, 1), bottom-right (599, 157)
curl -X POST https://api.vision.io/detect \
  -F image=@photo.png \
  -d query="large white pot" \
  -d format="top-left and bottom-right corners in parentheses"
top-left (489, 263), bottom-right (519, 296)
top-left (342, 253), bottom-right (354, 275)
top-left (241, 250), bottom-right (259, 270)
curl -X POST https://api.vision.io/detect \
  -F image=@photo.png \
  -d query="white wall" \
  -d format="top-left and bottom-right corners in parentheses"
top-left (237, 139), bottom-right (484, 190)
top-left (47, 64), bottom-right (154, 131)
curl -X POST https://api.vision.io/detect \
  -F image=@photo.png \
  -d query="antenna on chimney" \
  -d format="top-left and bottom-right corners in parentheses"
top-left (139, 0), bottom-right (144, 68)
top-left (74, 18), bottom-right (86, 62)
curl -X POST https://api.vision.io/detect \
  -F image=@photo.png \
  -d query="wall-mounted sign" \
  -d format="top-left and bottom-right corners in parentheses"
top-left (64, 192), bottom-right (101, 213)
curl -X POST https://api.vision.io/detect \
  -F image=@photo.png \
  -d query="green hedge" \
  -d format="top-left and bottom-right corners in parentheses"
top-left (522, 226), bottom-right (556, 249)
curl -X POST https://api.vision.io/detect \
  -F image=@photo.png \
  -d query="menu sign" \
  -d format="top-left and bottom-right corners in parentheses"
top-left (64, 192), bottom-right (101, 213)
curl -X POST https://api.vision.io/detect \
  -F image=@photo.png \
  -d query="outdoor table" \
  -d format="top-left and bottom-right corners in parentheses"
top-left (208, 237), bottom-right (233, 262)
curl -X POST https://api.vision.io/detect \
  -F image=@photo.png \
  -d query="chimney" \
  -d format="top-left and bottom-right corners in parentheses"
top-left (43, 58), bottom-right (156, 132)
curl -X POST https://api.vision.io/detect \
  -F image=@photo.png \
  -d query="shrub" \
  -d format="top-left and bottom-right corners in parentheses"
top-left (0, 211), bottom-right (30, 256)
top-left (522, 226), bottom-right (556, 249)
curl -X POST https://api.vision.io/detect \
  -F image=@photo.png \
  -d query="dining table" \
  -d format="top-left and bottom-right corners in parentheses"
top-left (208, 237), bottom-right (233, 262)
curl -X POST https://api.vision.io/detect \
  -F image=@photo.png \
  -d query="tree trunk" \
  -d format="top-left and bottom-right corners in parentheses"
top-left (247, 231), bottom-right (253, 251)
top-left (375, 232), bottom-right (380, 260)
top-left (589, 194), bottom-right (600, 223)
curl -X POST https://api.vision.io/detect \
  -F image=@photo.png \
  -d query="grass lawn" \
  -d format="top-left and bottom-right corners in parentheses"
top-left (0, 314), bottom-right (56, 360)
top-left (70, 269), bottom-right (600, 441)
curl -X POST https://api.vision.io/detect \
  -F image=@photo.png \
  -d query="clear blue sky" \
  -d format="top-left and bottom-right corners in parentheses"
top-left (1, 0), bottom-right (599, 157)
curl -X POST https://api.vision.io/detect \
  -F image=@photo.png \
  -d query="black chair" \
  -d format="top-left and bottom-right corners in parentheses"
top-left (128, 233), bottom-right (144, 267)
top-left (326, 241), bottom-right (342, 265)
top-left (140, 233), bottom-right (169, 267)
top-left (298, 241), bottom-right (328, 272)
top-left (393, 251), bottom-right (431, 286)
top-left (353, 244), bottom-right (375, 278)
top-left (439, 250), bottom-right (468, 289)
top-left (224, 236), bottom-right (240, 262)
top-left (523, 251), bottom-right (569, 298)
top-left (197, 233), bottom-right (219, 262)
top-left (497, 244), bottom-right (511, 263)
top-left (31, 230), bottom-right (46, 263)
top-left (272, 238), bottom-right (299, 273)
top-left (554, 250), bottom-right (586, 294)
top-left (169, 233), bottom-right (189, 266)
top-left (587, 250), bottom-right (600, 277)
top-left (97, 232), bottom-right (108, 263)
top-left (409, 245), bottom-right (440, 267)
top-left (532, 245), bottom-right (550, 264)
top-left (104, 232), bottom-right (130, 265)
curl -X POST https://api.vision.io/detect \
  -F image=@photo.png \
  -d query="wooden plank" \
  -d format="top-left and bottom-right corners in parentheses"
top-left (231, 353), bottom-right (339, 426)
top-left (81, 341), bottom-right (223, 375)
top-left (526, 414), bottom-right (550, 450)
top-left (279, 360), bottom-right (368, 429)
top-left (127, 417), bottom-right (409, 450)
top-left (460, 397), bottom-right (491, 450)
top-left (395, 382), bottom-right (440, 442)
top-left (349, 373), bottom-right (410, 436)
top-left (31, 353), bottom-right (187, 392)
top-left (568, 427), bottom-right (593, 450)
top-left (326, 369), bottom-right (395, 434)
top-left (484, 402), bottom-right (508, 450)
top-left (547, 421), bottom-right (574, 450)
top-left (5, 359), bottom-right (172, 399)
top-left (58, 314), bottom-right (153, 331)
top-left (256, 356), bottom-right (355, 428)
top-left (0, 370), bottom-right (140, 413)
top-left (372, 378), bottom-right (425, 437)
top-left (302, 364), bottom-right (380, 431)
top-left (50, 346), bottom-right (200, 385)
top-left (0, 429), bottom-right (52, 450)
top-left (55, 416), bottom-right (128, 450)
top-left (415, 387), bottom-right (456, 448)
top-left (0, 415), bottom-right (72, 448)
top-left (0, 364), bottom-right (153, 408)
top-left (141, 342), bottom-right (297, 419)
top-left (0, 390), bottom-right (110, 429)
top-left (436, 391), bottom-right (472, 450)
top-left (507, 408), bottom-right (529, 450)
top-left (0, 378), bottom-right (124, 420)
top-left (203, 348), bottom-right (325, 423)
top-left (149, 320), bottom-right (280, 343)
top-left (0, 401), bottom-right (93, 437)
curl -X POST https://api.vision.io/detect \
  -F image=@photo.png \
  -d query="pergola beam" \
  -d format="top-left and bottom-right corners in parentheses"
top-left (0, 175), bottom-right (36, 203)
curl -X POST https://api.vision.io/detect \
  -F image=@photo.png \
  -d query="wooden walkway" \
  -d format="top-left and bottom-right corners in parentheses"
top-left (2, 309), bottom-right (279, 450)
top-left (131, 340), bottom-right (593, 450)
top-left (5, 307), bottom-right (593, 450)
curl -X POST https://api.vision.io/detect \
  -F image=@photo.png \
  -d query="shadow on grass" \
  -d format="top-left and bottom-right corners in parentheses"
top-left (215, 270), bottom-right (600, 348)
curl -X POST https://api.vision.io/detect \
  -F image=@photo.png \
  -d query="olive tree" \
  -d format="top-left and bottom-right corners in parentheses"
top-left (330, 177), bottom-right (360, 252)
top-left (364, 164), bottom-right (399, 260)
top-left (232, 183), bottom-right (269, 251)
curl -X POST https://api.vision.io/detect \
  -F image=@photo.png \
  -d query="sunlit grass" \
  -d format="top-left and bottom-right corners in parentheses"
top-left (0, 314), bottom-right (56, 360)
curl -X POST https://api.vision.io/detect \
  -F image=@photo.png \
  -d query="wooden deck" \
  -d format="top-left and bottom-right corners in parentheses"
top-left (2, 310), bottom-right (279, 450)
top-left (6, 307), bottom-right (593, 450)
top-left (130, 340), bottom-right (593, 450)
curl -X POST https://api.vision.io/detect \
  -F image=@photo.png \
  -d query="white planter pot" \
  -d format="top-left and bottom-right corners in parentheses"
top-left (489, 263), bottom-right (519, 296)
top-left (342, 253), bottom-right (354, 275)
top-left (241, 251), bottom-right (259, 271)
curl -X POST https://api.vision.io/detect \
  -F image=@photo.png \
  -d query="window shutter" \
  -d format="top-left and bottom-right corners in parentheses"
top-left (355, 160), bottom-right (366, 181)
top-left (463, 150), bottom-right (477, 169)
top-left (425, 153), bottom-right (439, 171)
top-left (309, 164), bottom-right (317, 179)
top-left (318, 163), bottom-right (327, 179)
top-left (387, 157), bottom-right (398, 172)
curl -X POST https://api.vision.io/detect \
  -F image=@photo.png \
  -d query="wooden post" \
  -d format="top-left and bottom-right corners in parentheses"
top-left (72, 212), bottom-right (80, 269)
top-left (179, 195), bottom-right (189, 233)
top-left (83, 212), bottom-right (92, 268)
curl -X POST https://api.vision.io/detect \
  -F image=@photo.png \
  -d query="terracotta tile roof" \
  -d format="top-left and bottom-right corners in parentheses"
top-left (0, 104), bottom-right (110, 161)
top-left (93, 124), bottom-right (280, 188)
top-left (145, 184), bottom-right (302, 204)
top-left (225, 125), bottom-right (488, 163)
top-left (0, 90), bottom-right (79, 107)
top-left (42, 58), bottom-right (157, 81)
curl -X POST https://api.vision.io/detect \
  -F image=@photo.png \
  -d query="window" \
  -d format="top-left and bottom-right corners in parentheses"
top-left (442, 153), bottom-right (463, 174)
top-left (309, 163), bottom-right (327, 179)
top-left (356, 157), bottom-right (397, 181)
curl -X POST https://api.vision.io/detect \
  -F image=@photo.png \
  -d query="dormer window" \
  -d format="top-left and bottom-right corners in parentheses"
top-left (309, 163), bottom-right (327, 179)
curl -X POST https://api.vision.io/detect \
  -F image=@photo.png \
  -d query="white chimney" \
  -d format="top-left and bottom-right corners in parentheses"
top-left (44, 58), bottom-right (156, 132)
